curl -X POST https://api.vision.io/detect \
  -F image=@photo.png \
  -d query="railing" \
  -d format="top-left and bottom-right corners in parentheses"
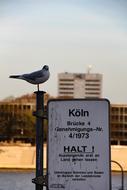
top-left (111, 160), bottom-right (124, 190)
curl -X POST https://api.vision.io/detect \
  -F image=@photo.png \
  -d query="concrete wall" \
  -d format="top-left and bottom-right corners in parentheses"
top-left (0, 144), bottom-right (126, 171)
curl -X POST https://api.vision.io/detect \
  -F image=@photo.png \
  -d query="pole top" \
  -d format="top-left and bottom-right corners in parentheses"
top-left (34, 91), bottom-right (46, 95)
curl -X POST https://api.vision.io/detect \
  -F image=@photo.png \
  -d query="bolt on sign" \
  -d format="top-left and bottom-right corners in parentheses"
top-left (47, 99), bottom-right (111, 190)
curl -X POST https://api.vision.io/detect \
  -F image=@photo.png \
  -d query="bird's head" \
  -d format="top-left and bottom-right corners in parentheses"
top-left (43, 65), bottom-right (49, 71)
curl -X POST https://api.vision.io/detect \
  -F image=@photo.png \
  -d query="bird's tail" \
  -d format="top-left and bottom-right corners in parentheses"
top-left (9, 75), bottom-right (21, 79)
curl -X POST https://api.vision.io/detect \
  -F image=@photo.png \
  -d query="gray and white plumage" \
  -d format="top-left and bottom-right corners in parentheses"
top-left (9, 65), bottom-right (50, 91)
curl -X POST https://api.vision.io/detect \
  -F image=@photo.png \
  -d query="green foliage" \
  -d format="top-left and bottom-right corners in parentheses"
top-left (0, 111), bottom-right (35, 142)
top-left (0, 110), bottom-right (48, 143)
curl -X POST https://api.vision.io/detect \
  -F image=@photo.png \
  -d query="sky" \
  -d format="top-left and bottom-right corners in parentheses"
top-left (0, 0), bottom-right (127, 103)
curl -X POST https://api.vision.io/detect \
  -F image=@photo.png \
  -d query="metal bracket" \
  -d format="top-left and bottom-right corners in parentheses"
top-left (33, 110), bottom-right (48, 119)
top-left (32, 175), bottom-right (47, 186)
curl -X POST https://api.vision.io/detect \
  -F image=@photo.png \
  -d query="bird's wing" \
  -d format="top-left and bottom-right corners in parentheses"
top-left (22, 70), bottom-right (44, 80)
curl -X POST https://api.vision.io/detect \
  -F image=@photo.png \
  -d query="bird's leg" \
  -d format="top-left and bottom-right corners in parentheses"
top-left (37, 84), bottom-right (39, 91)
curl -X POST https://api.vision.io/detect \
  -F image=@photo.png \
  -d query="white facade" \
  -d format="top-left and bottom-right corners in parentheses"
top-left (58, 72), bottom-right (102, 98)
top-left (84, 73), bottom-right (102, 98)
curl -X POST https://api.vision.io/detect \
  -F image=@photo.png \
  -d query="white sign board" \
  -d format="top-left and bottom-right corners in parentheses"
top-left (48, 99), bottom-right (111, 190)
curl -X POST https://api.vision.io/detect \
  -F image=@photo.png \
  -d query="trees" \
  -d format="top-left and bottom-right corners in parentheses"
top-left (0, 109), bottom-right (48, 144)
top-left (0, 110), bottom-right (35, 143)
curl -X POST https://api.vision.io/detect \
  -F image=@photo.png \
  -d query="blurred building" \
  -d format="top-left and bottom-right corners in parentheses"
top-left (110, 104), bottom-right (127, 145)
top-left (1, 92), bottom-right (127, 146)
top-left (58, 71), bottom-right (102, 98)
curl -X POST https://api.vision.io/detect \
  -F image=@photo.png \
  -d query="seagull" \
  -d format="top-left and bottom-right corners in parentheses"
top-left (9, 65), bottom-right (50, 91)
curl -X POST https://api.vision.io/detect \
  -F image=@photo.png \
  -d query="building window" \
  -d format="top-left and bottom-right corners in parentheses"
top-left (59, 83), bottom-right (73, 86)
top-left (59, 79), bottom-right (74, 82)
top-left (120, 107), bottom-right (123, 114)
top-left (59, 92), bottom-right (73, 95)
top-left (85, 92), bottom-right (100, 95)
top-left (85, 88), bottom-right (100, 91)
top-left (125, 108), bottom-right (127, 114)
top-left (59, 88), bottom-right (74, 90)
top-left (85, 80), bottom-right (100, 82)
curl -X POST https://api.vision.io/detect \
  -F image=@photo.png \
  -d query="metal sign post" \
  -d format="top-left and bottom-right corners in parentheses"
top-left (32, 91), bottom-right (45, 190)
top-left (48, 99), bottom-right (111, 190)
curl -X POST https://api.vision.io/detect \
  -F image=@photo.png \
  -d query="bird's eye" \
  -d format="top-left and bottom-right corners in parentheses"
top-left (43, 65), bottom-right (48, 70)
